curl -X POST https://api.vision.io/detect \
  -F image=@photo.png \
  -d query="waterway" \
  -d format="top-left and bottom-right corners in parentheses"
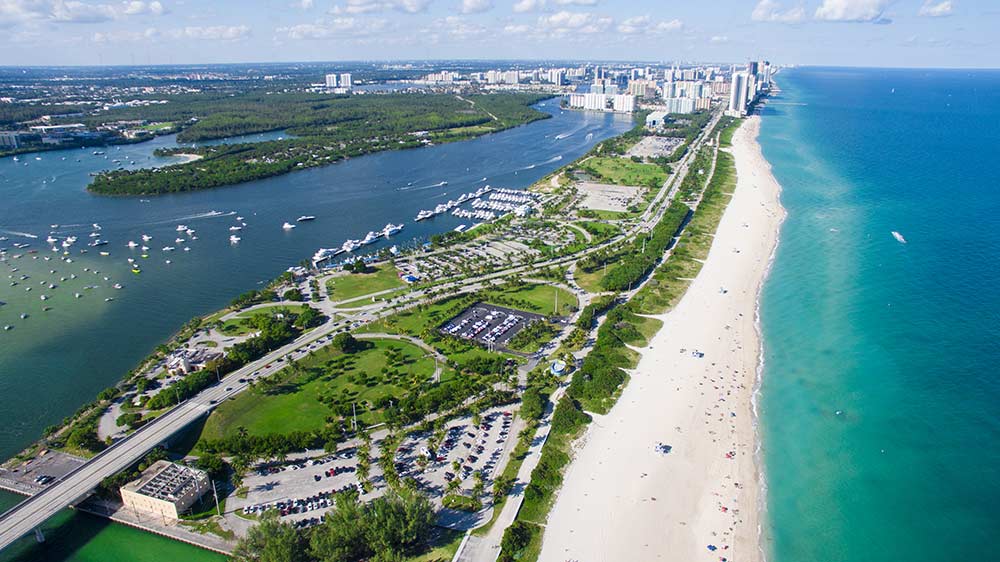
top-left (0, 103), bottom-right (630, 560)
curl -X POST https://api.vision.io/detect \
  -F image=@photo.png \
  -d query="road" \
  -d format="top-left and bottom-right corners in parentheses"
top-left (0, 110), bottom-right (721, 552)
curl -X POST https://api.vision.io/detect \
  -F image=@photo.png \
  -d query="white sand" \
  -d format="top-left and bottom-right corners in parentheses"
top-left (172, 153), bottom-right (203, 164)
top-left (538, 116), bottom-right (784, 562)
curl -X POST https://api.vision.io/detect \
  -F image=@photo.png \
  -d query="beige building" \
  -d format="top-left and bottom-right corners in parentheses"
top-left (120, 460), bottom-right (210, 520)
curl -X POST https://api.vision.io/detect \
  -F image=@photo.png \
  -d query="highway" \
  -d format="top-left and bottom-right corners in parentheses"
top-left (0, 109), bottom-right (721, 552)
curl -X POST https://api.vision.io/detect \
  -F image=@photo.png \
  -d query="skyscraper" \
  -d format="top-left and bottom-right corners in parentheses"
top-left (728, 72), bottom-right (748, 116)
top-left (339, 73), bottom-right (352, 88)
top-left (324, 73), bottom-right (338, 88)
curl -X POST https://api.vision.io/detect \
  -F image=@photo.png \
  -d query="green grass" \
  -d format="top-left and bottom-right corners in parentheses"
top-left (621, 315), bottom-right (663, 347)
top-left (577, 220), bottom-right (620, 241)
top-left (140, 121), bottom-right (176, 131)
top-left (218, 305), bottom-right (312, 336)
top-left (406, 528), bottom-right (465, 562)
top-left (197, 339), bottom-right (437, 440)
top-left (442, 493), bottom-right (483, 512)
top-left (573, 267), bottom-right (608, 294)
top-left (326, 266), bottom-right (405, 302)
top-left (482, 283), bottom-right (578, 317)
top-left (580, 156), bottom-right (667, 188)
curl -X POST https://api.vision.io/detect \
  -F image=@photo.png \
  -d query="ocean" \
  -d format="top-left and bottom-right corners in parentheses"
top-left (758, 67), bottom-right (1000, 561)
top-left (0, 103), bottom-right (631, 561)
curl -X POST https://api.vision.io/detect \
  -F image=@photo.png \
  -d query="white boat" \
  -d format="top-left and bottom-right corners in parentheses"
top-left (175, 238), bottom-right (185, 244)
top-left (99, 251), bottom-right (110, 256)
top-left (382, 223), bottom-right (403, 237)
top-left (127, 241), bottom-right (138, 248)
top-left (165, 260), bottom-right (172, 264)
top-left (162, 246), bottom-right (175, 252)
top-left (229, 226), bottom-right (242, 231)
top-left (361, 231), bottom-right (379, 245)
top-left (176, 224), bottom-right (188, 232)
top-left (183, 247), bottom-right (191, 252)
top-left (342, 239), bottom-right (361, 252)
top-left (141, 245), bottom-right (149, 251)
top-left (389, 245), bottom-right (399, 255)
top-left (113, 283), bottom-right (123, 289)
top-left (46, 236), bottom-right (58, 244)
top-left (891, 231), bottom-right (907, 244)
top-left (141, 234), bottom-right (152, 242)
top-left (105, 298), bottom-right (114, 302)
top-left (297, 215), bottom-right (316, 222)
top-left (236, 216), bottom-right (245, 221)
top-left (39, 294), bottom-right (47, 300)
top-left (282, 222), bottom-right (296, 230)
top-left (229, 235), bottom-right (241, 244)
top-left (89, 232), bottom-right (100, 238)
top-left (415, 209), bottom-right (434, 221)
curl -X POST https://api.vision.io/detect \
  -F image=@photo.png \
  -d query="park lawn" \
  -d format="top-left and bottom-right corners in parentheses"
top-left (581, 156), bottom-right (667, 188)
top-left (198, 339), bottom-right (436, 440)
top-left (578, 208), bottom-right (629, 221)
top-left (406, 528), bottom-right (465, 562)
top-left (140, 121), bottom-right (176, 131)
top-left (578, 220), bottom-right (621, 241)
top-left (621, 315), bottom-right (664, 347)
top-left (483, 283), bottom-right (578, 317)
top-left (218, 305), bottom-right (312, 336)
top-left (573, 265), bottom-right (607, 294)
top-left (326, 266), bottom-right (405, 302)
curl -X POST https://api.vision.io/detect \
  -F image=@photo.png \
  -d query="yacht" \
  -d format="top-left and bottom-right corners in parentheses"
top-left (175, 238), bottom-right (185, 244)
top-left (229, 226), bottom-right (242, 231)
top-left (127, 241), bottom-right (139, 248)
top-left (361, 231), bottom-right (379, 245)
top-left (141, 234), bottom-right (152, 242)
top-left (236, 216), bottom-right (245, 221)
top-left (282, 222), bottom-right (296, 230)
top-left (176, 224), bottom-right (188, 232)
top-left (342, 239), bottom-right (361, 252)
top-left (382, 223), bottom-right (404, 237)
top-left (415, 209), bottom-right (434, 221)
top-left (46, 236), bottom-right (58, 244)
top-left (297, 215), bottom-right (316, 222)
top-left (229, 235), bottom-right (241, 244)
top-left (891, 231), bottom-right (907, 244)
top-left (162, 246), bottom-right (175, 252)
top-left (113, 283), bottom-right (123, 289)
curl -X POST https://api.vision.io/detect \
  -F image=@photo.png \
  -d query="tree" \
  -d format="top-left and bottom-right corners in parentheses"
top-left (232, 511), bottom-right (307, 562)
top-left (446, 478), bottom-right (461, 494)
top-left (498, 521), bottom-right (534, 562)
top-left (332, 332), bottom-right (362, 354)
top-left (195, 453), bottom-right (226, 479)
top-left (310, 491), bottom-right (369, 561)
top-left (282, 288), bottom-right (304, 302)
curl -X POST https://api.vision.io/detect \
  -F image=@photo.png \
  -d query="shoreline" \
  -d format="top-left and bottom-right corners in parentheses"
top-left (538, 115), bottom-right (785, 562)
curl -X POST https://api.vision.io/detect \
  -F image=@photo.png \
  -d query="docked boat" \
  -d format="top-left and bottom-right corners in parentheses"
top-left (415, 209), bottom-right (434, 221)
top-left (361, 231), bottom-right (379, 245)
top-left (282, 222), bottom-right (297, 230)
top-left (297, 215), bottom-right (316, 222)
top-left (382, 223), bottom-right (403, 237)
top-left (342, 239), bottom-right (361, 252)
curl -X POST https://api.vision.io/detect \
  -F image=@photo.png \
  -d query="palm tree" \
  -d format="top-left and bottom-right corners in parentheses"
top-left (446, 478), bottom-right (461, 495)
top-left (237, 426), bottom-right (249, 441)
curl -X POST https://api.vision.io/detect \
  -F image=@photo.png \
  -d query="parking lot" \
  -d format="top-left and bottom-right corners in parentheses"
top-left (227, 406), bottom-right (520, 528)
top-left (439, 303), bottom-right (545, 350)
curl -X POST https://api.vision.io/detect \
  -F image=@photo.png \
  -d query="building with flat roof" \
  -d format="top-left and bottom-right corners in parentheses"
top-left (120, 460), bottom-right (210, 520)
top-left (0, 131), bottom-right (18, 149)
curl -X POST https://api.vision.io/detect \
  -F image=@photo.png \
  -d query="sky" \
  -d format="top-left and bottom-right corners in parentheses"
top-left (0, 0), bottom-right (997, 67)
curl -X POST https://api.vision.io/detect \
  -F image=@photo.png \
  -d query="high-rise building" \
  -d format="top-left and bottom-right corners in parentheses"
top-left (727, 72), bottom-right (748, 116)
top-left (548, 69), bottom-right (565, 85)
top-left (325, 73), bottom-right (338, 88)
top-left (612, 94), bottom-right (635, 113)
top-left (339, 73), bottom-right (352, 88)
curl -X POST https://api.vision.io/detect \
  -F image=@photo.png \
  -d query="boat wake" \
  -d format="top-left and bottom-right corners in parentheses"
top-left (396, 181), bottom-right (447, 192)
top-left (148, 210), bottom-right (236, 226)
top-left (0, 229), bottom-right (39, 239)
top-left (554, 132), bottom-right (572, 140)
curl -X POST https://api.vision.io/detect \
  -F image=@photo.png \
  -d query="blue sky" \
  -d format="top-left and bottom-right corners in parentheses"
top-left (0, 0), bottom-right (996, 67)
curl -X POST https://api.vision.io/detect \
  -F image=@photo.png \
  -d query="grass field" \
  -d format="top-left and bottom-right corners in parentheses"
top-left (140, 122), bottom-right (176, 131)
top-left (581, 156), bottom-right (667, 188)
top-left (326, 266), bottom-right (405, 302)
top-left (198, 339), bottom-right (437, 440)
top-left (573, 267), bottom-right (608, 294)
top-left (218, 305), bottom-right (312, 336)
top-left (483, 283), bottom-right (578, 317)
top-left (406, 528), bottom-right (465, 562)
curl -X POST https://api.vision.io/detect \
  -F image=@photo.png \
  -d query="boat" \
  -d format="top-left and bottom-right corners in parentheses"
top-left (185, 229), bottom-right (196, 236)
top-left (342, 239), bottom-right (361, 252)
top-left (89, 240), bottom-right (107, 247)
top-left (229, 226), bottom-right (242, 231)
top-left (113, 283), bottom-right (123, 289)
top-left (891, 231), bottom-right (907, 244)
top-left (141, 234), bottom-right (152, 242)
top-left (176, 225), bottom-right (188, 232)
top-left (361, 231), bottom-right (379, 245)
top-left (229, 235), bottom-right (241, 244)
top-left (297, 215), bottom-right (316, 222)
top-left (389, 245), bottom-right (399, 255)
top-left (39, 294), bottom-right (47, 300)
top-left (20, 313), bottom-right (27, 319)
top-left (141, 245), bottom-right (149, 251)
top-left (105, 298), bottom-right (114, 302)
top-left (74, 293), bottom-right (81, 299)
top-left (183, 247), bottom-right (191, 252)
top-left (127, 241), bottom-right (138, 248)
top-left (282, 222), bottom-right (297, 230)
top-left (162, 246), bottom-right (175, 252)
top-left (415, 209), bottom-right (434, 221)
top-left (165, 259), bottom-right (172, 264)
top-left (92, 151), bottom-right (105, 155)
top-left (236, 216), bottom-right (245, 221)
top-left (132, 268), bottom-right (141, 274)
top-left (3, 326), bottom-right (11, 331)
top-left (454, 224), bottom-right (467, 233)
top-left (99, 251), bottom-right (110, 256)
top-left (175, 238), bottom-right (185, 244)
top-left (382, 223), bottom-right (403, 237)
top-left (46, 236), bottom-right (58, 244)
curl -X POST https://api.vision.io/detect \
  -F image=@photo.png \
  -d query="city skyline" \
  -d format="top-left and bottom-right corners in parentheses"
top-left (0, 0), bottom-right (997, 67)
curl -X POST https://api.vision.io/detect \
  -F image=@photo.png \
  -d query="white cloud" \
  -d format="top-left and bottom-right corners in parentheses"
top-left (502, 22), bottom-right (530, 33)
top-left (710, 34), bottom-right (728, 43)
top-left (296, 0), bottom-right (315, 8)
top-left (553, 0), bottom-right (596, 5)
top-left (93, 26), bottom-right (157, 42)
top-left (917, 0), bottom-right (951, 17)
top-left (170, 25), bottom-right (251, 40)
top-left (536, 10), bottom-right (611, 35)
top-left (512, 0), bottom-right (541, 12)
top-left (459, 0), bottom-right (490, 13)
top-left (122, 1), bottom-right (165, 16)
top-left (814, 0), bottom-right (889, 22)
top-left (616, 15), bottom-right (682, 35)
top-left (0, 0), bottom-right (166, 27)
top-left (331, 0), bottom-right (430, 14)
top-left (276, 17), bottom-right (388, 39)
top-left (434, 14), bottom-right (485, 37)
top-left (751, 0), bottom-right (805, 23)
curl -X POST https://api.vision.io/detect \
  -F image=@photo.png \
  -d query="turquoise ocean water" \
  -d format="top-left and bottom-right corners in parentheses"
top-left (758, 67), bottom-right (1000, 560)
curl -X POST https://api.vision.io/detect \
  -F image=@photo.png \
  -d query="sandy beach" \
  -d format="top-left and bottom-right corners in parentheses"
top-left (172, 153), bottom-right (203, 164)
top-left (538, 115), bottom-right (784, 562)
